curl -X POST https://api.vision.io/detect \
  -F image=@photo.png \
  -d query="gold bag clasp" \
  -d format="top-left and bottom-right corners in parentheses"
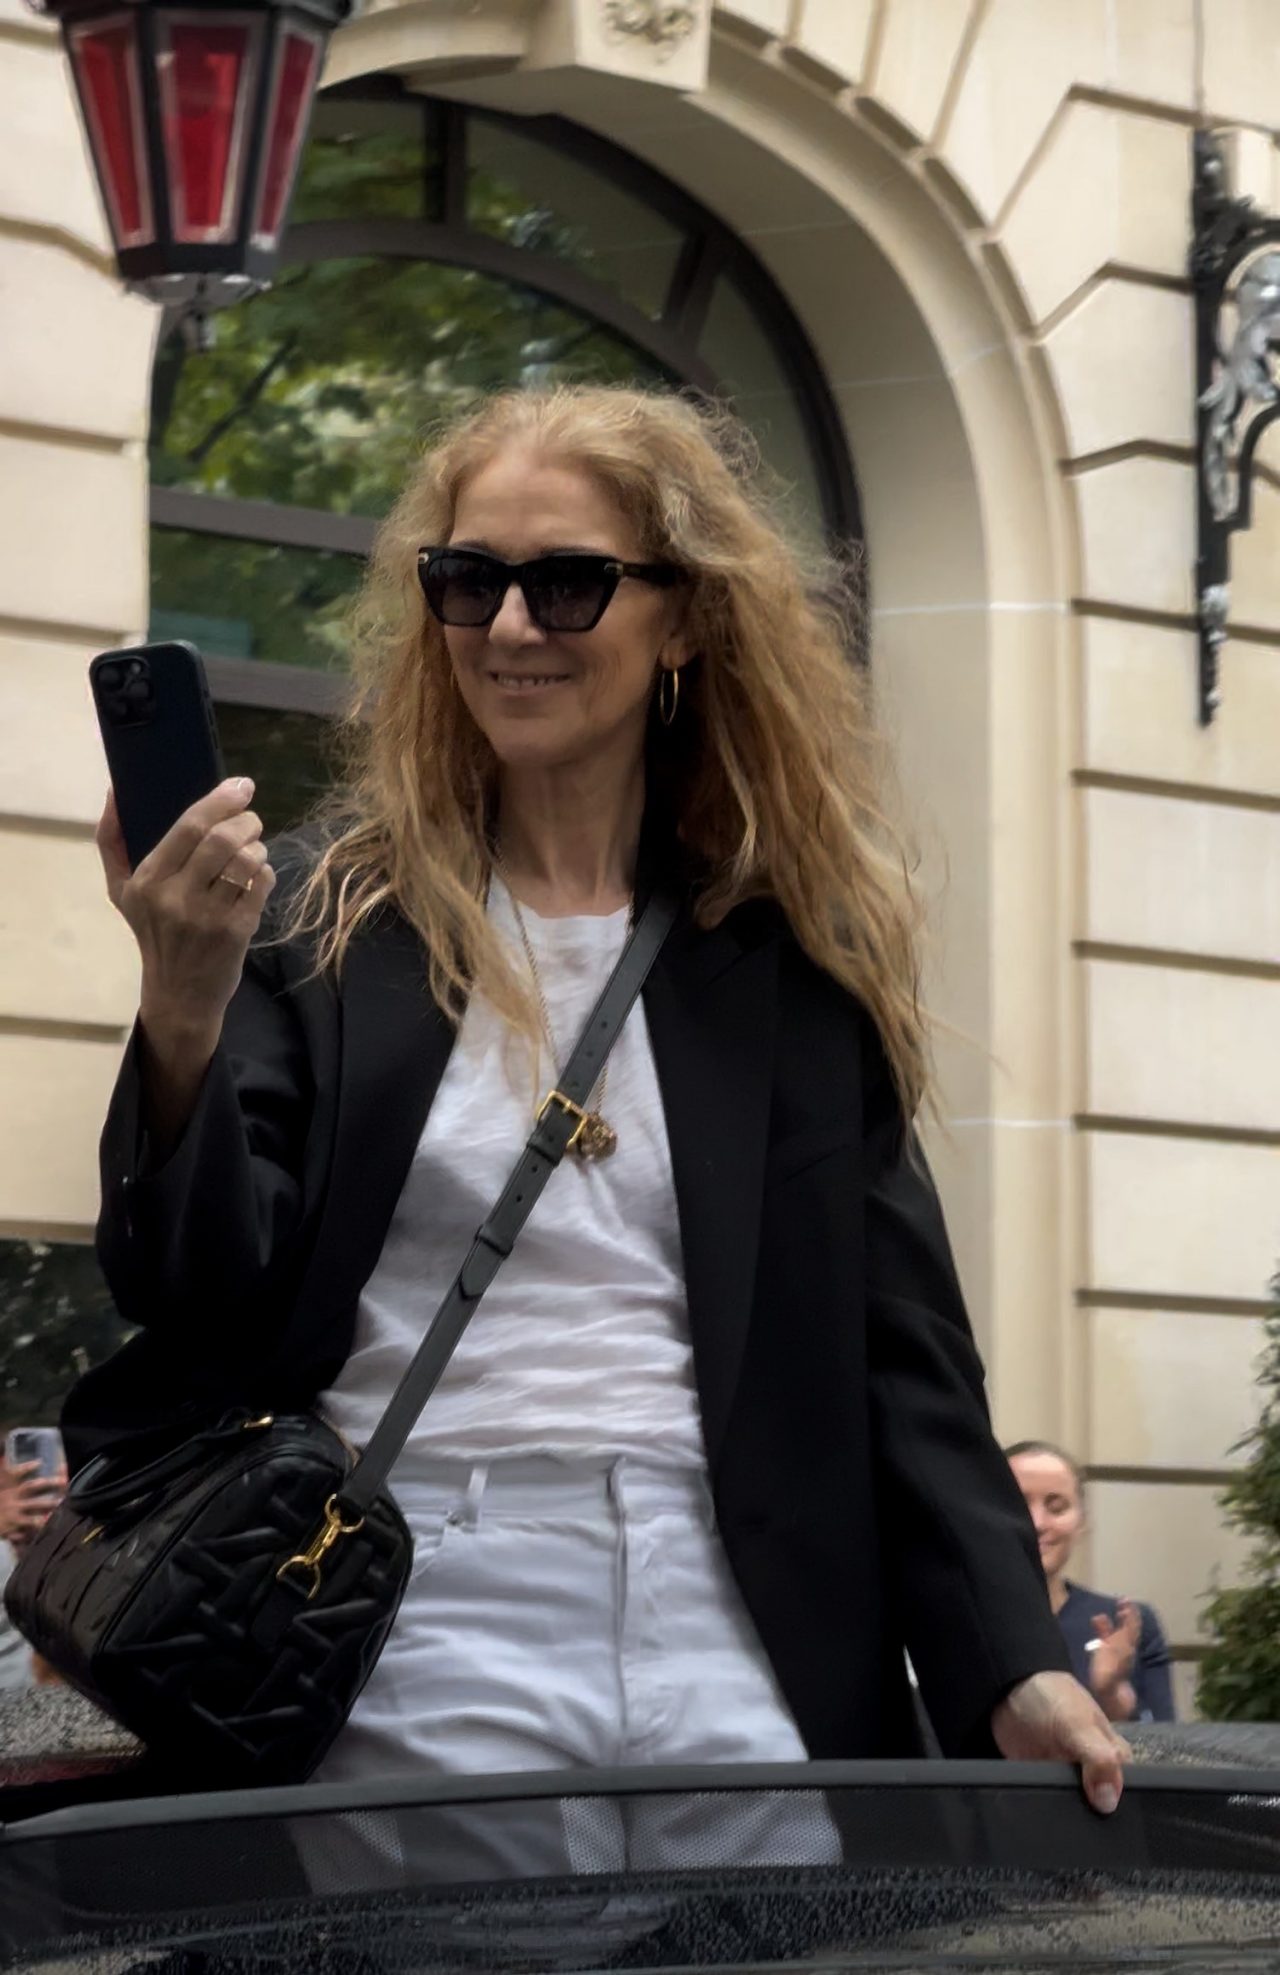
top-left (275, 1494), bottom-right (364, 1601)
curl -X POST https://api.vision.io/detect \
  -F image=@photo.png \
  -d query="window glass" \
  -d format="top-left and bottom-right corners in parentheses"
top-left (0, 1240), bottom-right (131, 1427)
top-left (151, 532), bottom-right (361, 669)
top-left (150, 258), bottom-right (672, 523)
top-left (699, 274), bottom-right (827, 545)
top-left (290, 92), bottom-right (436, 223)
top-left (468, 115), bottom-right (686, 320)
top-left (214, 703), bottom-right (339, 837)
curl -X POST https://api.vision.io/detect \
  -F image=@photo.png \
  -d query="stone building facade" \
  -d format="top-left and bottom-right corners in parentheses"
top-left (3, 0), bottom-right (1280, 1715)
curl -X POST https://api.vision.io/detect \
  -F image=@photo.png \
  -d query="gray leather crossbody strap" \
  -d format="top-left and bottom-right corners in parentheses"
top-left (340, 882), bottom-right (682, 1513)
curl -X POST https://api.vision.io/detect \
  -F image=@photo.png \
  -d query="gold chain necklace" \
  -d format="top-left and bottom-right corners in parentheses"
top-left (491, 847), bottom-right (622, 1162)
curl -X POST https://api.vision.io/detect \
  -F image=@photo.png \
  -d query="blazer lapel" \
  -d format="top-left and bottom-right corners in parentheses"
top-left (293, 911), bottom-right (456, 1350)
top-left (644, 907), bottom-right (780, 1471)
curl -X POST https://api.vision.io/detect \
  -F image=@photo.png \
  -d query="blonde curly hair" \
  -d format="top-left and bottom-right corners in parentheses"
top-left (281, 384), bottom-right (928, 1119)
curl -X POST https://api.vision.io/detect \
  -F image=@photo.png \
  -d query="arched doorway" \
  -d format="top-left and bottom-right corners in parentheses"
top-left (144, 28), bottom-right (1075, 1431)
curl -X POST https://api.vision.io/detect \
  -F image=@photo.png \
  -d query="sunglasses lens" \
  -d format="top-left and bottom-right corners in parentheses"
top-left (420, 553), bottom-right (618, 630)
top-left (525, 558), bottom-right (611, 631)
top-left (421, 554), bottom-right (502, 627)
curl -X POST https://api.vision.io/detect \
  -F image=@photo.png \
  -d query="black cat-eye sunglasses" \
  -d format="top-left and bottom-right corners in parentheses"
top-left (417, 547), bottom-right (684, 634)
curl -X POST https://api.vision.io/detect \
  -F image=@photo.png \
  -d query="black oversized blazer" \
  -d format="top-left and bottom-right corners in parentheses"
top-left (65, 844), bottom-right (1069, 1762)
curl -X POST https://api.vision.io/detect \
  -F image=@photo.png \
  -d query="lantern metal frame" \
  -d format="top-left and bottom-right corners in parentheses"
top-left (1191, 129), bottom-right (1280, 725)
top-left (46, 0), bottom-right (354, 310)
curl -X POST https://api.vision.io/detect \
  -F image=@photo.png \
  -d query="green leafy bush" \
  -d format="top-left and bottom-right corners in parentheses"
top-left (1198, 1273), bottom-right (1280, 1721)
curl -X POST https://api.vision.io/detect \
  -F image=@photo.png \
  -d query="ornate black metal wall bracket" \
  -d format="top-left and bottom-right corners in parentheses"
top-left (1192, 130), bottom-right (1280, 724)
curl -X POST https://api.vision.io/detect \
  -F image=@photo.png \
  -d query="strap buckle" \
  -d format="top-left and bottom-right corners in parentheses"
top-left (535, 1088), bottom-right (589, 1154)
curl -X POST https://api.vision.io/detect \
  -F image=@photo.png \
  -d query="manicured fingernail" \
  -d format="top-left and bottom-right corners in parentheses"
top-left (1095, 1784), bottom-right (1119, 1815)
top-left (227, 776), bottom-right (254, 798)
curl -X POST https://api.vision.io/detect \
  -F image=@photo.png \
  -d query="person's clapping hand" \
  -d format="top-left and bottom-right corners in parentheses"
top-left (992, 1669), bottom-right (1131, 1815)
top-left (0, 1459), bottom-right (66, 1550)
top-left (1086, 1598), bottom-right (1142, 1722)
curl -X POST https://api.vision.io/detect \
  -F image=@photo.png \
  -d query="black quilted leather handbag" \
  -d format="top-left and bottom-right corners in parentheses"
top-left (5, 886), bottom-right (677, 1788)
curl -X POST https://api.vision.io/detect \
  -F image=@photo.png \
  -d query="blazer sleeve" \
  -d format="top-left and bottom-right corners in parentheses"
top-left (96, 932), bottom-right (315, 1350)
top-left (1133, 1602), bottom-right (1177, 1722)
top-left (860, 1027), bottom-right (1071, 1756)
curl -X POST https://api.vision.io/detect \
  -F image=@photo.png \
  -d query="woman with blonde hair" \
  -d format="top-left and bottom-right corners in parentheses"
top-left (71, 384), bottom-right (1126, 1832)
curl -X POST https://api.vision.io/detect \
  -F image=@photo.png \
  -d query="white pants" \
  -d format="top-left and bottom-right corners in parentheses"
top-left (312, 1457), bottom-right (837, 1881)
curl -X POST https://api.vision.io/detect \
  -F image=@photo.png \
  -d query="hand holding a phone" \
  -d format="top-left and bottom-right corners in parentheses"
top-left (0, 1463), bottom-right (66, 1549)
top-left (97, 778), bottom-right (277, 1155)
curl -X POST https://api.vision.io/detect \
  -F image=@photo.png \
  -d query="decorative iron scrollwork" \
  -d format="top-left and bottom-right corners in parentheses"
top-left (602, 1), bottom-right (699, 55)
top-left (1192, 130), bottom-right (1280, 724)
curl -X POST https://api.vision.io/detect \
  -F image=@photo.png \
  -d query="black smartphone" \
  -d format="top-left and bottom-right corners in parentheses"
top-left (89, 641), bottom-right (225, 870)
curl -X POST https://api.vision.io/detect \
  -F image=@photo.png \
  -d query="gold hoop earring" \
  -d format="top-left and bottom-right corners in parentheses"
top-left (658, 667), bottom-right (680, 727)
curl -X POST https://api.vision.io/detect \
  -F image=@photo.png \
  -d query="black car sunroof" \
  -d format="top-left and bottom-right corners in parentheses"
top-left (3, 1761), bottom-right (1280, 1973)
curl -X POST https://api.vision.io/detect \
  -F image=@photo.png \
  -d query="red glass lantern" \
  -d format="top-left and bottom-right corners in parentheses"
top-left (37, 0), bottom-right (352, 307)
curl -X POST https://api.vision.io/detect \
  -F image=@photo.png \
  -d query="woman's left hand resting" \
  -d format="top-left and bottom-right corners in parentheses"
top-left (991, 1670), bottom-right (1131, 1815)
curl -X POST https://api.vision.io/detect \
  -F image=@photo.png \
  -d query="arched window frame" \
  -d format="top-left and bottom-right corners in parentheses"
top-left (149, 80), bottom-right (861, 715)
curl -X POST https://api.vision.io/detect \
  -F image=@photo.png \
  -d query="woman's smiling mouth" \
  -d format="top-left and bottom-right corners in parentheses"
top-left (488, 672), bottom-right (571, 692)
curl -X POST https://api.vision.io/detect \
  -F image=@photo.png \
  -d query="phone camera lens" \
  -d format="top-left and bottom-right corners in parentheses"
top-left (97, 663), bottom-right (123, 691)
top-left (126, 658), bottom-right (146, 677)
top-left (124, 678), bottom-right (152, 705)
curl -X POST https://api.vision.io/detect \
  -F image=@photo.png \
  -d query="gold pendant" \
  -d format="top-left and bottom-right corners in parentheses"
top-left (572, 1112), bottom-right (618, 1162)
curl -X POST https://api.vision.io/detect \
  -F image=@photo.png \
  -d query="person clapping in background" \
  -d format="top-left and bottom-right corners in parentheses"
top-left (1007, 1440), bottom-right (1175, 1724)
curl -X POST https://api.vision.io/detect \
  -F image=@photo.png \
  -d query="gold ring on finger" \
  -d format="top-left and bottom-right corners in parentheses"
top-left (216, 871), bottom-right (255, 894)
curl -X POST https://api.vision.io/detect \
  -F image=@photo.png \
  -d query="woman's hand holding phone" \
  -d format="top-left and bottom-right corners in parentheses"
top-left (97, 777), bottom-right (277, 1158)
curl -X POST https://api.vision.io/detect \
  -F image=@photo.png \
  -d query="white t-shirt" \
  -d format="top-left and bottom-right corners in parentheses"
top-left (321, 884), bottom-right (706, 1472)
